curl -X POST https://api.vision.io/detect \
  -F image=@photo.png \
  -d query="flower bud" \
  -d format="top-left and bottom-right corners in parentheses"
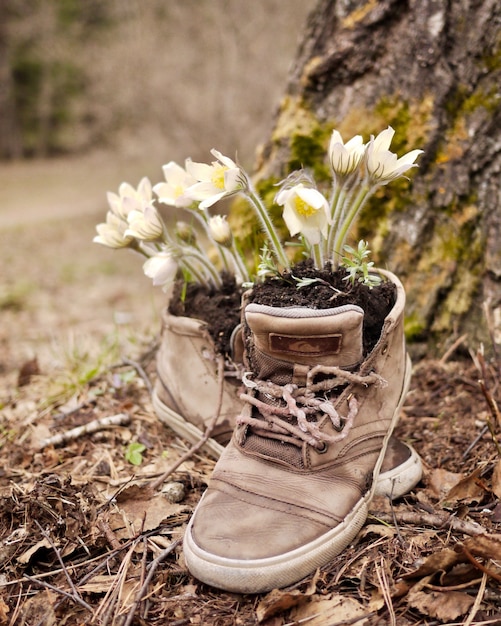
top-left (209, 215), bottom-right (233, 248)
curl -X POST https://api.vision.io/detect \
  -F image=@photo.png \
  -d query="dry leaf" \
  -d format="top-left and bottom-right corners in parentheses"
top-left (114, 484), bottom-right (186, 533)
top-left (289, 593), bottom-right (369, 626)
top-left (402, 547), bottom-right (461, 579)
top-left (463, 533), bottom-right (501, 561)
top-left (446, 467), bottom-right (486, 503)
top-left (16, 537), bottom-right (52, 565)
top-left (407, 589), bottom-right (474, 621)
top-left (491, 458), bottom-right (501, 498)
top-left (256, 571), bottom-right (318, 622)
top-left (427, 468), bottom-right (463, 499)
top-left (0, 596), bottom-right (9, 625)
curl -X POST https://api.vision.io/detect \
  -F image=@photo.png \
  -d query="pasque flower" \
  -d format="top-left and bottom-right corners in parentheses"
top-left (153, 161), bottom-right (197, 208)
top-left (143, 252), bottom-right (178, 289)
top-left (276, 184), bottom-right (329, 246)
top-left (107, 177), bottom-right (154, 221)
top-left (209, 215), bottom-right (233, 247)
top-left (94, 211), bottom-right (134, 249)
top-left (365, 126), bottom-right (423, 185)
top-left (328, 130), bottom-right (365, 178)
top-left (185, 149), bottom-right (246, 209)
top-left (125, 205), bottom-right (164, 241)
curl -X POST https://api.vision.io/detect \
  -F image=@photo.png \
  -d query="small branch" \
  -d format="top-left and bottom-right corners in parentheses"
top-left (36, 413), bottom-right (130, 450)
top-left (122, 357), bottom-right (153, 396)
top-left (369, 510), bottom-right (487, 537)
top-left (122, 539), bottom-right (181, 626)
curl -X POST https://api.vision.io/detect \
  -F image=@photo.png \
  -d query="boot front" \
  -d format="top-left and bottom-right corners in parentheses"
top-left (184, 270), bottom-right (411, 593)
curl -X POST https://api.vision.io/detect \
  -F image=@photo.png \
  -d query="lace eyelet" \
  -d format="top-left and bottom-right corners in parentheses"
top-left (316, 441), bottom-right (329, 454)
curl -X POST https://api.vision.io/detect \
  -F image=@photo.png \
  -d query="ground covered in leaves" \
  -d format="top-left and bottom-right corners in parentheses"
top-left (3, 333), bottom-right (501, 625)
top-left (2, 217), bottom-right (501, 626)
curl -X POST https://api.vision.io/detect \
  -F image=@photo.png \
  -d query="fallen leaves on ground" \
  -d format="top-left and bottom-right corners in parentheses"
top-left (1, 352), bottom-right (501, 624)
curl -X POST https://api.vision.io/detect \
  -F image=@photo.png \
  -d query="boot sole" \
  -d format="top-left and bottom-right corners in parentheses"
top-left (183, 355), bottom-right (415, 593)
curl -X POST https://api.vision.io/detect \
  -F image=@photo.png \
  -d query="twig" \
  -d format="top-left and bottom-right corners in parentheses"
top-left (34, 521), bottom-right (92, 612)
top-left (369, 510), bottom-right (487, 537)
top-left (149, 354), bottom-right (225, 490)
top-left (375, 556), bottom-right (396, 626)
top-left (462, 424), bottom-right (489, 460)
top-left (440, 333), bottom-right (468, 364)
top-left (122, 539), bottom-right (181, 626)
top-left (36, 412), bottom-right (130, 450)
top-left (122, 357), bottom-right (153, 396)
top-left (463, 571), bottom-right (488, 626)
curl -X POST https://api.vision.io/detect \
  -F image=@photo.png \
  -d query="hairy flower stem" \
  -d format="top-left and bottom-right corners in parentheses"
top-left (332, 184), bottom-right (373, 268)
top-left (246, 186), bottom-right (290, 270)
top-left (181, 248), bottom-right (223, 288)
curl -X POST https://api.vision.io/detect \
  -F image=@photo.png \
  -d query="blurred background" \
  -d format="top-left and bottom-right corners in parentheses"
top-left (0, 0), bottom-right (315, 375)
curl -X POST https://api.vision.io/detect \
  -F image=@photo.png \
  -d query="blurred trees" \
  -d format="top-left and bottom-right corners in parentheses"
top-left (0, 0), bottom-right (313, 164)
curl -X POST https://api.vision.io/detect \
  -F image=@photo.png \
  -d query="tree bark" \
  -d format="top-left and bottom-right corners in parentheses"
top-left (256, 0), bottom-right (501, 356)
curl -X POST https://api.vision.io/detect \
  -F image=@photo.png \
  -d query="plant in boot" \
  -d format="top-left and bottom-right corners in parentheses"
top-left (93, 126), bottom-right (423, 505)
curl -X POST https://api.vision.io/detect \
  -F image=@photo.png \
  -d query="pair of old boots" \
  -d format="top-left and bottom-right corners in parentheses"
top-left (153, 270), bottom-right (422, 593)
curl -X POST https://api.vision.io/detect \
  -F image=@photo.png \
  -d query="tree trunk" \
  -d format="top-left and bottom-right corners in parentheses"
top-left (255, 0), bottom-right (501, 356)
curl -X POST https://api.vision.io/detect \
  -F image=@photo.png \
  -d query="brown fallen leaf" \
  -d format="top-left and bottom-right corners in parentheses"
top-left (463, 533), bottom-right (501, 562)
top-left (491, 458), bottom-right (501, 498)
top-left (256, 571), bottom-right (318, 622)
top-left (427, 468), bottom-right (463, 499)
top-left (407, 589), bottom-right (474, 621)
top-left (289, 593), bottom-right (370, 626)
top-left (445, 467), bottom-right (486, 504)
top-left (402, 547), bottom-right (462, 580)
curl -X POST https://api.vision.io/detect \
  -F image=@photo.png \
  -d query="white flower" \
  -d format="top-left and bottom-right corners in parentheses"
top-left (365, 126), bottom-right (423, 185)
top-left (328, 130), bottom-right (365, 177)
top-left (107, 177), bottom-right (153, 221)
top-left (185, 149), bottom-right (246, 209)
top-left (276, 184), bottom-right (329, 245)
top-left (143, 252), bottom-right (178, 289)
top-left (208, 215), bottom-right (233, 247)
top-left (93, 211), bottom-right (134, 249)
top-left (153, 161), bottom-right (197, 208)
top-left (125, 206), bottom-right (164, 241)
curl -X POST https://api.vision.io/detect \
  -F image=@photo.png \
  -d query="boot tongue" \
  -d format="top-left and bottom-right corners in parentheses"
top-left (245, 303), bottom-right (364, 384)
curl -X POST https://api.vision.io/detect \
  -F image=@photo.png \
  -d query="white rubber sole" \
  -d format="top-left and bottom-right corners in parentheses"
top-left (184, 487), bottom-right (372, 594)
top-left (152, 384), bottom-right (224, 459)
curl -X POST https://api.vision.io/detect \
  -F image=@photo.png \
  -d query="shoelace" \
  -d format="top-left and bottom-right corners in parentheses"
top-left (238, 366), bottom-right (386, 449)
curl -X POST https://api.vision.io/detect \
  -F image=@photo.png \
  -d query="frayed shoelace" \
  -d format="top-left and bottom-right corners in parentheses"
top-left (237, 366), bottom-right (386, 449)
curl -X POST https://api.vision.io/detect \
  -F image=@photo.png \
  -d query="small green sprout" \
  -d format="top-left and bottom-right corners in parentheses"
top-left (341, 240), bottom-right (382, 288)
top-left (125, 441), bottom-right (146, 466)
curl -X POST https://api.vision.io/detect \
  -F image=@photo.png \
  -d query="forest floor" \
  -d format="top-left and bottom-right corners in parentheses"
top-left (1, 157), bottom-right (501, 626)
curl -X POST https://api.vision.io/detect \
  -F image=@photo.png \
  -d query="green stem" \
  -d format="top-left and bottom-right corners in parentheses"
top-left (332, 184), bottom-right (373, 266)
top-left (312, 242), bottom-right (323, 270)
top-left (182, 248), bottom-right (222, 289)
top-left (231, 240), bottom-right (250, 284)
top-left (245, 186), bottom-right (289, 270)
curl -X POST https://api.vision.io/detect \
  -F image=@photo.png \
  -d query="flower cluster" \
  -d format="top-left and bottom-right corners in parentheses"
top-left (94, 126), bottom-right (422, 293)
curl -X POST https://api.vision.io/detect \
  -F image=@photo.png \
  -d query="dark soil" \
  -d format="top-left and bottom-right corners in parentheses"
top-left (169, 262), bottom-right (396, 357)
top-left (168, 273), bottom-right (243, 354)
top-left (249, 261), bottom-right (395, 355)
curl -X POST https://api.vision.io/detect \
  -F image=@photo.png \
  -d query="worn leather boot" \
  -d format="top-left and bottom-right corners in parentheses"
top-left (183, 269), bottom-right (417, 592)
top-left (152, 309), bottom-right (421, 494)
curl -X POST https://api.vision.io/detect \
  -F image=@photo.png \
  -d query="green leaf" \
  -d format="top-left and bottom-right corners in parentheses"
top-left (125, 441), bottom-right (146, 466)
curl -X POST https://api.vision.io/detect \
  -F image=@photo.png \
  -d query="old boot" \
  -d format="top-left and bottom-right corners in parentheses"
top-left (152, 309), bottom-right (242, 458)
top-left (183, 269), bottom-right (416, 592)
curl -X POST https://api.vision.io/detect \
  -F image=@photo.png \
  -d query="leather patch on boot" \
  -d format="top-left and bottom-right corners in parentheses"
top-left (269, 333), bottom-right (342, 356)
